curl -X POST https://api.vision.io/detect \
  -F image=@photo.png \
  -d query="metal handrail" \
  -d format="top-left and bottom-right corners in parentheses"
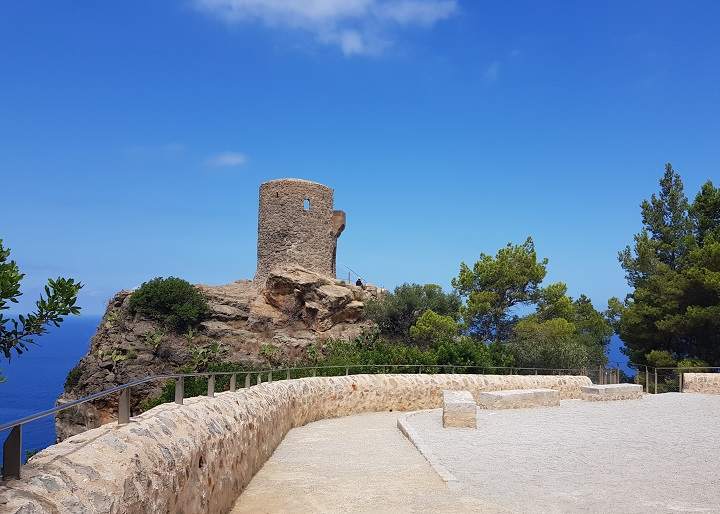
top-left (0, 364), bottom-right (606, 433)
top-left (0, 363), bottom-right (609, 480)
top-left (626, 362), bottom-right (720, 395)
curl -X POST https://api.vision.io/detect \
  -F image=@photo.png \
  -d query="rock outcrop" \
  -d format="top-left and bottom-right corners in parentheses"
top-left (55, 265), bottom-right (383, 441)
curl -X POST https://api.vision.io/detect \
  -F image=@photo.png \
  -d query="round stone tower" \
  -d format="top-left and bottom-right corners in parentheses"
top-left (255, 178), bottom-right (346, 284)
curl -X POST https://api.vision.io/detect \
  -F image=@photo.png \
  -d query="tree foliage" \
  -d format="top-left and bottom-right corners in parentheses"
top-left (452, 237), bottom-right (548, 342)
top-left (0, 239), bottom-right (82, 381)
top-left (451, 238), bottom-right (611, 369)
top-left (409, 309), bottom-right (459, 347)
top-left (364, 283), bottom-right (460, 341)
top-left (614, 164), bottom-right (720, 364)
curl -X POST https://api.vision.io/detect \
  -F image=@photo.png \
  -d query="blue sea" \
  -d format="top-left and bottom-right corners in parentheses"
top-left (0, 316), bottom-right (100, 463)
top-left (0, 319), bottom-right (631, 463)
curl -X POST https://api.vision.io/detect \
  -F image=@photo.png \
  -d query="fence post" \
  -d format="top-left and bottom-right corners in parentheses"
top-left (175, 377), bottom-right (184, 405)
top-left (645, 367), bottom-right (649, 393)
top-left (118, 388), bottom-right (130, 425)
top-left (229, 374), bottom-right (236, 392)
top-left (286, 369), bottom-right (291, 380)
top-left (207, 375), bottom-right (215, 397)
top-left (679, 371), bottom-right (683, 393)
top-left (257, 373), bottom-right (262, 385)
top-left (268, 371), bottom-right (273, 383)
top-left (245, 373), bottom-right (251, 388)
top-left (345, 366), bottom-right (349, 376)
top-left (312, 367), bottom-right (317, 377)
top-left (654, 368), bottom-right (658, 394)
top-left (2, 425), bottom-right (22, 480)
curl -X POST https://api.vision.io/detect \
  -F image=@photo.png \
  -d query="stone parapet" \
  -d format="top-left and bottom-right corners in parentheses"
top-left (0, 373), bottom-right (590, 514)
top-left (682, 373), bottom-right (720, 395)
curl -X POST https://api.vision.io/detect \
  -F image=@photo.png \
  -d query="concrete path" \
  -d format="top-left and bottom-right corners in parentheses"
top-left (230, 412), bottom-right (495, 513)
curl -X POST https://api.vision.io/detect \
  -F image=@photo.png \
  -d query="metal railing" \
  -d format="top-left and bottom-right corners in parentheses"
top-left (629, 364), bottom-right (720, 394)
top-left (1, 363), bottom-right (615, 480)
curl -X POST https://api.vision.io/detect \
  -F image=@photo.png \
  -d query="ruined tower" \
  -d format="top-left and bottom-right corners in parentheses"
top-left (255, 178), bottom-right (346, 284)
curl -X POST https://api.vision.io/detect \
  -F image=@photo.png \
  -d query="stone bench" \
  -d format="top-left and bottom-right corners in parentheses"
top-left (477, 388), bottom-right (560, 409)
top-left (581, 383), bottom-right (643, 401)
top-left (442, 390), bottom-right (477, 428)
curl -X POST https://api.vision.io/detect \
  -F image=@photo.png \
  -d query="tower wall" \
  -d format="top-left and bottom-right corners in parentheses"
top-left (255, 179), bottom-right (345, 284)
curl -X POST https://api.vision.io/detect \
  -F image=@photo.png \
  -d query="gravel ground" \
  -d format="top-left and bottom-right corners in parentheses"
top-left (231, 394), bottom-right (720, 513)
top-left (405, 393), bottom-right (720, 513)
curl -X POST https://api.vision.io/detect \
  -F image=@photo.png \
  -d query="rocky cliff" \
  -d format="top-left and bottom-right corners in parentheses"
top-left (56, 265), bottom-right (383, 440)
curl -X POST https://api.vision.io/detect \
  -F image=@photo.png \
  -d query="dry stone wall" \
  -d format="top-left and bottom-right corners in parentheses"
top-left (1, 373), bottom-right (590, 514)
top-left (682, 373), bottom-right (720, 394)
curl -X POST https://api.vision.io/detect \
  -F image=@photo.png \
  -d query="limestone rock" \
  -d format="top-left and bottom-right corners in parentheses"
top-left (55, 265), bottom-right (384, 441)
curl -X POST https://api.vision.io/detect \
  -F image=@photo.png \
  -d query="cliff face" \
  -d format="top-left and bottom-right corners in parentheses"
top-left (55, 265), bottom-right (382, 441)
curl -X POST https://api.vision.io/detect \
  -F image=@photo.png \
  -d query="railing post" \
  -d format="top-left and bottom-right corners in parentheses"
top-left (175, 377), bottom-right (184, 405)
top-left (207, 375), bottom-right (215, 397)
top-left (286, 369), bottom-right (291, 380)
top-left (256, 373), bottom-right (262, 385)
top-left (118, 388), bottom-right (130, 425)
top-left (345, 366), bottom-right (349, 376)
top-left (654, 368), bottom-right (658, 394)
top-left (268, 371), bottom-right (273, 383)
top-left (230, 374), bottom-right (236, 392)
top-left (312, 367), bottom-right (317, 377)
top-left (2, 425), bottom-right (22, 480)
top-left (679, 371), bottom-right (683, 393)
top-left (645, 367), bottom-right (649, 393)
top-left (245, 373), bottom-right (251, 388)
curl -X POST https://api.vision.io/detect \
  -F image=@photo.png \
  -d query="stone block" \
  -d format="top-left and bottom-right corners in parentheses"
top-left (682, 373), bottom-right (720, 395)
top-left (442, 390), bottom-right (477, 428)
top-left (477, 388), bottom-right (559, 409)
top-left (581, 383), bottom-right (643, 401)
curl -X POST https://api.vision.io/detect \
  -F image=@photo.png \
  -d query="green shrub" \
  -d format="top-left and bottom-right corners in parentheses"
top-left (365, 283), bottom-right (461, 341)
top-left (64, 363), bottom-right (83, 389)
top-left (129, 277), bottom-right (208, 331)
top-left (409, 309), bottom-right (459, 347)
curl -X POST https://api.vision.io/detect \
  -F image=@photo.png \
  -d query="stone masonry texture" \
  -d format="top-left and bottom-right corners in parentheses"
top-left (255, 178), bottom-right (346, 285)
top-left (0, 373), bottom-right (590, 514)
top-left (682, 373), bottom-right (720, 394)
top-left (442, 390), bottom-right (477, 428)
top-left (580, 383), bottom-right (643, 401)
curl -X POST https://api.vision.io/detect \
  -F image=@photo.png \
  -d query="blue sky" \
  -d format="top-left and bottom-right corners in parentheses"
top-left (2, 0), bottom-right (719, 316)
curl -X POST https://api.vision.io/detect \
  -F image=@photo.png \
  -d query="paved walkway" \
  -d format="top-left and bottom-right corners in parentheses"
top-left (230, 412), bottom-right (493, 513)
top-left (231, 394), bottom-right (720, 513)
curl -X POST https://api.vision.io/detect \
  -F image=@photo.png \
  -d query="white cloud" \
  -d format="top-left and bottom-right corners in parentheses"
top-left (192, 0), bottom-right (458, 56)
top-left (205, 151), bottom-right (248, 168)
top-left (484, 61), bottom-right (500, 82)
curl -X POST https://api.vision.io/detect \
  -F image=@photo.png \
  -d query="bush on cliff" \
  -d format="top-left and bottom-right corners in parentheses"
top-left (129, 277), bottom-right (208, 331)
top-left (365, 283), bottom-right (461, 341)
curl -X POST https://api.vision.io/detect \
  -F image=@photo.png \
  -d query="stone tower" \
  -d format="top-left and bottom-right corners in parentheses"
top-left (255, 178), bottom-right (346, 284)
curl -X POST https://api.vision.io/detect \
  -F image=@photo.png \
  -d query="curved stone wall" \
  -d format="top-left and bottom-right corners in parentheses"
top-left (0, 374), bottom-right (590, 514)
top-left (682, 373), bottom-right (720, 394)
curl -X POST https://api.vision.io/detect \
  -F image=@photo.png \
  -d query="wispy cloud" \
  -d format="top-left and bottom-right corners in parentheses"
top-left (192, 0), bottom-right (458, 56)
top-left (205, 151), bottom-right (248, 168)
top-left (484, 61), bottom-right (500, 82)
